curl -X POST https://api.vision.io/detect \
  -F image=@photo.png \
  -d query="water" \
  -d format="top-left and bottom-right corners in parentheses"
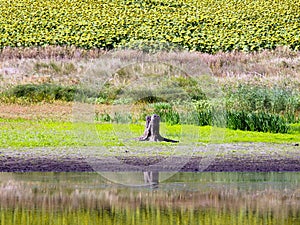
top-left (0, 172), bottom-right (299, 225)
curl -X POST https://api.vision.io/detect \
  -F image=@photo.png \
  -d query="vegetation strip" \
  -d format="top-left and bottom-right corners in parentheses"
top-left (1, 49), bottom-right (299, 134)
top-left (1, 76), bottom-right (299, 133)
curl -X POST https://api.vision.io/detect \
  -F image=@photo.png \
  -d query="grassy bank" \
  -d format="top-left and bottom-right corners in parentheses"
top-left (0, 118), bottom-right (299, 148)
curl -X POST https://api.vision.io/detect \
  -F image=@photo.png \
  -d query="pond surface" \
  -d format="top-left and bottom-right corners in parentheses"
top-left (0, 172), bottom-right (299, 225)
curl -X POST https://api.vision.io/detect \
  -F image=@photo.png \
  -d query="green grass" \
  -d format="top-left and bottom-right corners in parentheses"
top-left (289, 123), bottom-right (300, 134)
top-left (0, 118), bottom-right (299, 148)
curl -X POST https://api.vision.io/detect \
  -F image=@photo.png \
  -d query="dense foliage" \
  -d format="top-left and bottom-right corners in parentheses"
top-left (0, 0), bottom-right (299, 52)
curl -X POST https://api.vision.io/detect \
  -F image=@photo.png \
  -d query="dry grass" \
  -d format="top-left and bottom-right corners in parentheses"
top-left (0, 46), bottom-right (107, 60)
top-left (0, 102), bottom-right (136, 121)
top-left (1, 47), bottom-right (299, 90)
top-left (199, 46), bottom-right (300, 78)
top-left (0, 47), bottom-right (299, 86)
top-left (0, 102), bottom-right (73, 120)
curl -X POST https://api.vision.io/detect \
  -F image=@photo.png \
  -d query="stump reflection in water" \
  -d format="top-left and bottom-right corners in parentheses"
top-left (143, 171), bottom-right (159, 188)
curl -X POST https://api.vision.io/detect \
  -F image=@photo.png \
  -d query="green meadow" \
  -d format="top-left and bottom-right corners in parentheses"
top-left (1, 118), bottom-right (299, 148)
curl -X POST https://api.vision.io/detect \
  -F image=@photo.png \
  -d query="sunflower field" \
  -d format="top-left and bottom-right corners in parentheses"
top-left (0, 0), bottom-right (299, 53)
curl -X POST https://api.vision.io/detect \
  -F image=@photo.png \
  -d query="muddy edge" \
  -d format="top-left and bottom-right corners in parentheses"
top-left (0, 143), bottom-right (299, 172)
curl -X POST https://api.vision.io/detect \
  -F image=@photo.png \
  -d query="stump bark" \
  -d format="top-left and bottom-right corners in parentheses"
top-left (139, 114), bottom-right (179, 143)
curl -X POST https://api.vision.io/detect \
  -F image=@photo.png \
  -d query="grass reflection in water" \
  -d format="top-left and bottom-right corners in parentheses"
top-left (0, 172), bottom-right (299, 225)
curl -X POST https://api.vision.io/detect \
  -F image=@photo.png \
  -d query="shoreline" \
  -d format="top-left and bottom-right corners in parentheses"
top-left (1, 143), bottom-right (299, 172)
top-left (1, 155), bottom-right (299, 172)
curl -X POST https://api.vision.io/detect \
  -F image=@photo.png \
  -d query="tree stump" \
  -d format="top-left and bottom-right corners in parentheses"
top-left (139, 114), bottom-right (179, 143)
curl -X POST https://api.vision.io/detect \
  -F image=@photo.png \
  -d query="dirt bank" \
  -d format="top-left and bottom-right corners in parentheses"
top-left (1, 144), bottom-right (299, 172)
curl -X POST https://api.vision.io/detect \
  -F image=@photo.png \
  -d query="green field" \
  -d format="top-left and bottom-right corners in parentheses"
top-left (0, 0), bottom-right (299, 52)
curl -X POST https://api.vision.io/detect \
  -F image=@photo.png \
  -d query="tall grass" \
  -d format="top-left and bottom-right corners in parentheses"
top-left (225, 83), bottom-right (300, 117)
top-left (145, 100), bottom-right (292, 133)
top-left (226, 110), bottom-right (289, 133)
top-left (150, 102), bottom-right (180, 125)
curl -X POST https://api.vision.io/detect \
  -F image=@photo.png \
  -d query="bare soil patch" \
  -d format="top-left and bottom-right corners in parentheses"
top-left (0, 102), bottom-right (73, 120)
top-left (1, 155), bottom-right (299, 172)
top-left (0, 103), bottom-right (136, 121)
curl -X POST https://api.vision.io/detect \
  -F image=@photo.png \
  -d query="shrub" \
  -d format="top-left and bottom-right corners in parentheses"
top-left (1, 84), bottom-right (99, 103)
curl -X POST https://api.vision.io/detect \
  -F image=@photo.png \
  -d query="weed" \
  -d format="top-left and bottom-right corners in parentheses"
top-left (225, 84), bottom-right (300, 116)
top-left (34, 61), bottom-right (76, 75)
top-left (149, 102), bottom-right (180, 125)
top-left (95, 112), bottom-right (111, 122)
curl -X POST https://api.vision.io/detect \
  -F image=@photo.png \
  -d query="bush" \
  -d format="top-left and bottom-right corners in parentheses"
top-left (9, 84), bottom-right (77, 102)
top-left (1, 84), bottom-right (99, 103)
